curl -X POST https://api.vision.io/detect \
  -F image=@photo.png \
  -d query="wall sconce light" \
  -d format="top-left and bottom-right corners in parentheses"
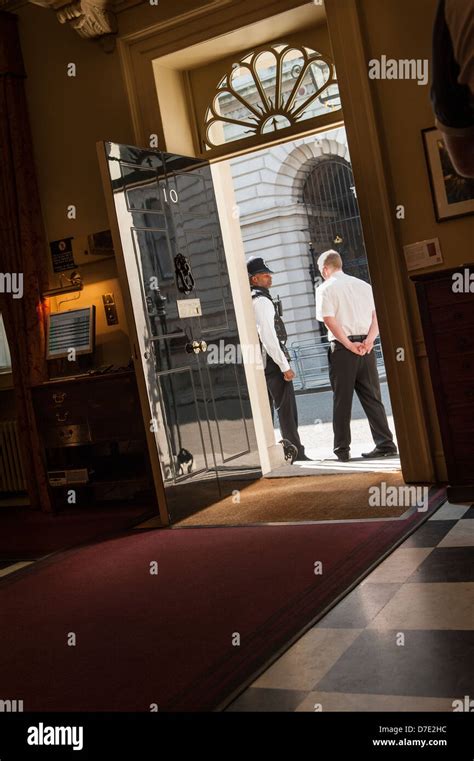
top-left (42, 270), bottom-right (84, 298)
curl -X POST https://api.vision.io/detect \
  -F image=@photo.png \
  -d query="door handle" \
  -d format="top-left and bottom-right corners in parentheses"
top-left (185, 340), bottom-right (207, 354)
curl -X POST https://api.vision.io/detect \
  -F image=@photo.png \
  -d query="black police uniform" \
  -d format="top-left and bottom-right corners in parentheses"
top-left (248, 258), bottom-right (306, 460)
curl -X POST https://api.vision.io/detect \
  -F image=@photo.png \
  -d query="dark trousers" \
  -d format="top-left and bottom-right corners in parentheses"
top-left (265, 356), bottom-right (303, 455)
top-left (328, 341), bottom-right (394, 455)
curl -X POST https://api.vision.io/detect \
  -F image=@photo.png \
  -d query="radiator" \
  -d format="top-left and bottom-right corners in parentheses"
top-left (0, 421), bottom-right (26, 493)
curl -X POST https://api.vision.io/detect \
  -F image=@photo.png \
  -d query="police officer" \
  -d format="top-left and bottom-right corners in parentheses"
top-left (247, 256), bottom-right (311, 463)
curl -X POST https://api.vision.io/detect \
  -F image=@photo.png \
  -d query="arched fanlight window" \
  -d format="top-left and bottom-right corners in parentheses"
top-left (204, 43), bottom-right (341, 150)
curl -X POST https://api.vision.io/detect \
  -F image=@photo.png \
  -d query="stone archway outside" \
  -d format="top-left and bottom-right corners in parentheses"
top-left (229, 127), bottom-right (350, 350)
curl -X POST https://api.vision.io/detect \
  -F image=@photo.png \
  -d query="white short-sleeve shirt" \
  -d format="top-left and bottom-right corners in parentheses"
top-left (315, 271), bottom-right (375, 341)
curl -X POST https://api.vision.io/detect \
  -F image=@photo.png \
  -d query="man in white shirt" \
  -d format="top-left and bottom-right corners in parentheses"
top-left (247, 256), bottom-right (311, 463)
top-left (315, 250), bottom-right (397, 462)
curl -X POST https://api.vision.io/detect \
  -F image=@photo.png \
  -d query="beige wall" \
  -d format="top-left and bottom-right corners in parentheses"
top-left (17, 4), bottom-right (135, 244)
top-left (359, 0), bottom-right (470, 280)
top-left (11, 1), bottom-right (328, 369)
top-left (9, 0), bottom-right (463, 480)
top-left (15, 2), bottom-right (135, 365)
top-left (358, 0), bottom-right (467, 478)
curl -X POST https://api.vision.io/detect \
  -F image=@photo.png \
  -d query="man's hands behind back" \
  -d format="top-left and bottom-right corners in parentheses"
top-left (350, 342), bottom-right (367, 356)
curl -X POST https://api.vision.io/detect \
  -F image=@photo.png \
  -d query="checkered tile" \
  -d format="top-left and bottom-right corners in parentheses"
top-left (226, 501), bottom-right (474, 712)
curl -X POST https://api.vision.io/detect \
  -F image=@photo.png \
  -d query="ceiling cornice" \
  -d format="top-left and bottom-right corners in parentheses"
top-left (0, 0), bottom-right (141, 11)
top-left (0, 0), bottom-right (144, 50)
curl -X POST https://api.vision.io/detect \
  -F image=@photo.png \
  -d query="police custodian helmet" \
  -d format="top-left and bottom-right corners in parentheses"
top-left (246, 256), bottom-right (274, 276)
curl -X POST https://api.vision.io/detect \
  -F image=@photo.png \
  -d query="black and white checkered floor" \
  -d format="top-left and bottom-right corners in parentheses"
top-left (227, 501), bottom-right (474, 711)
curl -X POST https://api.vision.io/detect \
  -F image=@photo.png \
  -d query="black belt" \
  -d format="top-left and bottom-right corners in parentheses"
top-left (331, 334), bottom-right (367, 343)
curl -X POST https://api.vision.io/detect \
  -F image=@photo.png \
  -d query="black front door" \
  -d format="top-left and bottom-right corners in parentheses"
top-left (99, 142), bottom-right (260, 522)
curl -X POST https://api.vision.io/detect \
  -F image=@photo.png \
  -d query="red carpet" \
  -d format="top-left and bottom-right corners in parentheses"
top-left (0, 503), bottom-right (156, 559)
top-left (0, 488), bottom-right (445, 711)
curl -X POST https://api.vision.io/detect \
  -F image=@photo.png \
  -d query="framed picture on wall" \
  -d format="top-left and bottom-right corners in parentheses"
top-left (422, 127), bottom-right (474, 222)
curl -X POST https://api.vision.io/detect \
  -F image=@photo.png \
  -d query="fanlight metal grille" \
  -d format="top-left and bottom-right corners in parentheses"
top-left (204, 44), bottom-right (341, 149)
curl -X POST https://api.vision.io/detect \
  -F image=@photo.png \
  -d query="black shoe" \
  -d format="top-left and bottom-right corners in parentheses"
top-left (294, 452), bottom-right (313, 462)
top-left (361, 447), bottom-right (398, 458)
top-left (279, 439), bottom-right (298, 464)
top-left (335, 450), bottom-right (350, 462)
